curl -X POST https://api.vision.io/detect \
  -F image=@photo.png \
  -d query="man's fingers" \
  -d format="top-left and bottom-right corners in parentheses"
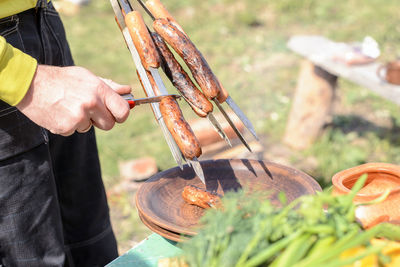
top-left (99, 77), bottom-right (131, 95)
top-left (76, 120), bottom-right (93, 133)
top-left (104, 90), bottom-right (131, 123)
top-left (99, 77), bottom-right (132, 123)
top-left (90, 103), bottom-right (117, 130)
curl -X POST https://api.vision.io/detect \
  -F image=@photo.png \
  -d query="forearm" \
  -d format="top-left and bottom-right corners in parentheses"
top-left (0, 36), bottom-right (37, 106)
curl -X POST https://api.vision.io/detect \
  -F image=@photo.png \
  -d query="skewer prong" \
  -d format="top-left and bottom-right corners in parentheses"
top-left (214, 100), bottom-right (252, 152)
top-left (187, 157), bottom-right (205, 185)
top-left (225, 96), bottom-right (259, 141)
top-left (207, 113), bottom-right (232, 147)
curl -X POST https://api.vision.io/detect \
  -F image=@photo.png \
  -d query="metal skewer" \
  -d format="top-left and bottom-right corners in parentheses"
top-left (134, 0), bottom-right (155, 20)
top-left (224, 96), bottom-right (259, 141)
top-left (170, 90), bottom-right (231, 147)
top-left (188, 157), bottom-right (205, 185)
top-left (147, 58), bottom-right (208, 183)
top-left (119, 0), bottom-right (132, 14)
top-left (214, 100), bottom-right (251, 152)
top-left (113, 0), bottom-right (207, 184)
top-left (134, 0), bottom-right (234, 149)
top-left (135, 0), bottom-right (253, 152)
top-left (111, 0), bottom-right (183, 169)
top-left (207, 113), bottom-right (232, 147)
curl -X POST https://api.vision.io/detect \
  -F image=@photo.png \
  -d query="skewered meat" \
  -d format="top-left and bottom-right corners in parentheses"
top-left (159, 96), bottom-right (202, 159)
top-left (153, 18), bottom-right (221, 99)
top-left (151, 32), bottom-right (213, 117)
top-left (125, 10), bottom-right (160, 69)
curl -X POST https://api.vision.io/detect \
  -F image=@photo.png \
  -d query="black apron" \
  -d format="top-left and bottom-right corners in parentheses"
top-left (0, 1), bottom-right (118, 266)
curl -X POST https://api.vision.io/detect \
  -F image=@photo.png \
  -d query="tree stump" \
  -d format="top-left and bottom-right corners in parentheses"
top-left (283, 60), bottom-right (337, 149)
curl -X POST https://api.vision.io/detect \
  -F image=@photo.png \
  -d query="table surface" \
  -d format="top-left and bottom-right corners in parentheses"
top-left (288, 35), bottom-right (400, 106)
top-left (106, 234), bottom-right (182, 267)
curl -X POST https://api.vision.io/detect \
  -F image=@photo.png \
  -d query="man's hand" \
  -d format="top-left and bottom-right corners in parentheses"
top-left (16, 65), bottom-right (131, 136)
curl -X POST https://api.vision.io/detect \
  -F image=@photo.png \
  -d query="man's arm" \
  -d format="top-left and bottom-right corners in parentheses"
top-left (0, 37), bottom-right (131, 136)
top-left (0, 36), bottom-right (37, 106)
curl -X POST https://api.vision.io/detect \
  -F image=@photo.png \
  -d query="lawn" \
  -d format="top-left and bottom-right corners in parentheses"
top-left (60, 0), bottom-right (400, 253)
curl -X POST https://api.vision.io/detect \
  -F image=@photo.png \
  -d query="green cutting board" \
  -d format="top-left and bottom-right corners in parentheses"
top-left (106, 234), bottom-right (182, 267)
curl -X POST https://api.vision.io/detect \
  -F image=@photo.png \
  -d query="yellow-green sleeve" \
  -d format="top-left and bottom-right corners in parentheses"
top-left (0, 36), bottom-right (37, 106)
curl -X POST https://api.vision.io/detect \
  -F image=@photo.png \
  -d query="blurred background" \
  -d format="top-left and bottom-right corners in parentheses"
top-left (55, 0), bottom-right (400, 253)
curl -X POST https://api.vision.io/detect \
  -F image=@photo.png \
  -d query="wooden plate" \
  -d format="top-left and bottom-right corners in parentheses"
top-left (136, 159), bottom-right (321, 236)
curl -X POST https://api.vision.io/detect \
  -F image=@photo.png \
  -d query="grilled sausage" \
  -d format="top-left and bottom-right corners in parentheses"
top-left (153, 18), bottom-right (221, 100)
top-left (216, 79), bottom-right (229, 103)
top-left (137, 71), bottom-right (201, 159)
top-left (146, 2), bottom-right (231, 104)
top-left (125, 11), bottom-right (160, 70)
top-left (151, 32), bottom-right (213, 117)
top-left (159, 96), bottom-right (201, 159)
top-left (182, 185), bottom-right (221, 209)
top-left (146, 0), bottom-right (186, 35)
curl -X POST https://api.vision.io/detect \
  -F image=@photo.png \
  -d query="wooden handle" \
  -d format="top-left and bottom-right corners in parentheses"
top-left (125, 11), bottom-right (160, 69)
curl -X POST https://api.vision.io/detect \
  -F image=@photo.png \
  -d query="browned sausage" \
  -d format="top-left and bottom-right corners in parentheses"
top-left (125, 11), bottom-right (160, 70)
top-left (216, 79), bottom-right (229, 103)
top-left (146, 0), bottom-right (186, 35)
top-left (182, 185), bottom-right (221, 209)
top-left (153, 18), bottom-right (221, 99)
top-left (159, 96), bottom-right (201, 159)
top-left (145, 2), bottom-right (230, 104)
top-left (151, 32), bottom-right (213, 117)
top-left (137, 71), bottom-right (201, 159)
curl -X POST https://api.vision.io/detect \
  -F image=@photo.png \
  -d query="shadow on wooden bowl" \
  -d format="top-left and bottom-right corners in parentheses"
top-left (136, 159), bottom-right (321, 240)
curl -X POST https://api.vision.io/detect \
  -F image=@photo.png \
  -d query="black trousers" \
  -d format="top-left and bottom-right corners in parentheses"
top-left (0, 2), bottom-right (118, 266)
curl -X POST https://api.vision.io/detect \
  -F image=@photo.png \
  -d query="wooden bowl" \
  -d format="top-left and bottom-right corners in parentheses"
top-left (138, 210), bottom-right (189, 243)
top-left (136, 159), bottom-right (321, 237)
top-left (332, 162), bottom-right (400, 228)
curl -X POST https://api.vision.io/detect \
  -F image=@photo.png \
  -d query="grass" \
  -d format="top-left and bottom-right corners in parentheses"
top-left (59, 0), bottom-right (400, 253)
